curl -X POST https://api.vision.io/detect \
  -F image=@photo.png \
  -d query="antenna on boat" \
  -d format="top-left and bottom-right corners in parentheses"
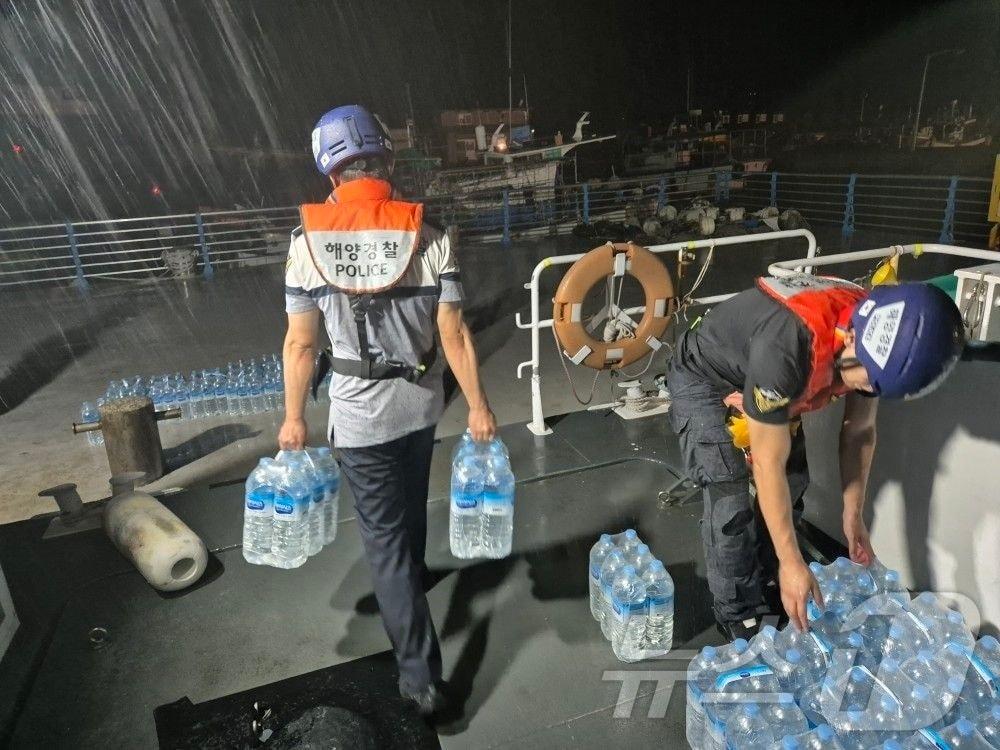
top-left (507, 0), bottom-right (513, 133)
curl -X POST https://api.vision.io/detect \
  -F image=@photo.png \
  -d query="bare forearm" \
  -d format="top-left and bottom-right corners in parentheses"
top-left (840, 426), bottom-right (876, 521)
top-left (282, 337), bottom-right (315, 420)
top-left (753, 460), bottom-right (801, 564)
top-left (441, 325), bottom-right (488, 411)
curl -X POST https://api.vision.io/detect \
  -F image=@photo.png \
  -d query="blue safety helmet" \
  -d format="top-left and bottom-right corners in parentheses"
top-left (850, 282), bottom-right (964, 399)
top-left (311, 104), bottom-right (394, 176)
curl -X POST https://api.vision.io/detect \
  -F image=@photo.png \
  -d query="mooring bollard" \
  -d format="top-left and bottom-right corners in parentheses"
top-left (72, 396), bottom-right (180, 482)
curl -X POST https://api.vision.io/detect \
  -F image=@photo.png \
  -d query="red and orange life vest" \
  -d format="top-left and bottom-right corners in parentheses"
top-left (757, 275), bottom-right (867, 416)
top-left (299, 178), bottom-right (423, 294)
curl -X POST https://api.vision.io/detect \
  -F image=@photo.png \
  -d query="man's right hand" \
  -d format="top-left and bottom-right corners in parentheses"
top-left (278, 417), bottom-right (307, 450)
top-left (779, 557), bottom-right (823, 632)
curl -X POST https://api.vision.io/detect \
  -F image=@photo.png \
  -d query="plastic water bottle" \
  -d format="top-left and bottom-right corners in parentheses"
top-left (599, 551), bottom-right (626, 638)
top-left (449, 444), bottom-right (483, 558)
top-left (882, 622), bottom-right (920, 664)
top-left (480, 442), bottom-right (514, 558)
top-left (909, 593), bottom-right (975, 650)
top-left (271, 462), bottom-right (308, 568)
top-left (943, 719), bottom-right (995, 749)
top-left (949, 644), bottom-right (1000, 723)
top-left (309, 447), bottom-right (340, 545)
top-left (616, 528), bottom-right (640, 558)
top-left (81, 401), bottom-right (104, 447)
top-left (242, 458), bottom-right (277, 564)
top-left (172, 372), bottom-right (191, 420)
top-left (289, 453), bottom-right (324, 557)
top-left (249, 360), bottom-right (266, 413)
top-left (225, 365), bottom-right (239, 415)
top-left (688, 639), bottom-right (751, 750)
top-left (725, 703), bottom-right (772, 749)
top-left (978, 703), bottom-right (1000, 748)
top-left (641, 560), bottom-right (674, 654)
top-left (628, 543), bottom-right (654, 574)
top-left (451, 429), bottom-right (475, 461)
top-left (766, 694), bottom-right (809, 745)
top-left (237, 364), bottom-right (252, 415)
top-left (610, 565), bottom-right (647, 662)
top-left (589, 534), bottom-right (615, 621)
top-left (867, 559), bottom-right (910, 605)
top-left (775, 624), bottom-right (833, 677)
top-left (777, 724), bottom-right (845, 750)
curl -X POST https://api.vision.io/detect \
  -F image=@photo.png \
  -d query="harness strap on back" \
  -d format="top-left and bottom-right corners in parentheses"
top-left (348, 293), bottom-right (375, 378)
top-left (334, 292), bottom-right (435, 383)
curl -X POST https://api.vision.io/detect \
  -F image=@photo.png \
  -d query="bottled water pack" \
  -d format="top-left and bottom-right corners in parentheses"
top-left (687, 555), bottom-right (1000, 750)
top-left (241, 446), bottom-right (341, 569)
top-left (588, 528), bottom-right (675, 664)
top-left (449, 432), bottom-right (515, 560)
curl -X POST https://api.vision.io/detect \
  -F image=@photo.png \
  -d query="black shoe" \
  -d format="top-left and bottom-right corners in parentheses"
top-left (716, 616), bottom-right (762, 643)
top-left (400, 681), bottom-right (449, 718)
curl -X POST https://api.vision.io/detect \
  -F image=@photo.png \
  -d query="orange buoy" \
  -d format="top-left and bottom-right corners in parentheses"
top-left (552, 242), bottom-right (675, 370)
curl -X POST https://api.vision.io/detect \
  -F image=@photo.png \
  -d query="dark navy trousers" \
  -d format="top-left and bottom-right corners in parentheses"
top-left (336, 425), bottom-right (442, 692)
top-left (666, 362), bottom-right (808, 623)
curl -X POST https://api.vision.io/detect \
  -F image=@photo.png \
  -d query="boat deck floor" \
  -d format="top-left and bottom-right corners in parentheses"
top-left (1, 410), bottom-right (741, 748)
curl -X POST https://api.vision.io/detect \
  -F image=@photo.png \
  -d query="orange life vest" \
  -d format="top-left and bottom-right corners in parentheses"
top-left (299, 178), bottom-right (423, 294)
top-left (757, 275), bottom-right (867, 416)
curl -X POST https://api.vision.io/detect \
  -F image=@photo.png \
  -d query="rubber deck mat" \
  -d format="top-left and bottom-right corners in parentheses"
top-left (154, 650), bottom-right (441, 750)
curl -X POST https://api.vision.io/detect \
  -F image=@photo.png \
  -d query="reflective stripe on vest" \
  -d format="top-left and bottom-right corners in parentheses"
top-left (299, 186), bottom-right (423, 294)
top-left (757, 275), bottom-right (867, 416)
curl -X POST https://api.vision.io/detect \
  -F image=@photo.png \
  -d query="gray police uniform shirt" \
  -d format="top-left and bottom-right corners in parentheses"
top-left (284, 221), bottom-right (463, 448)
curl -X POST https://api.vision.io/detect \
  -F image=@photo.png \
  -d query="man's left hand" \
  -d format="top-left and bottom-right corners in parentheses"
top-left (844, 514), bottom-right (875, 566)
top-left (468, 404), bottom-right (497, 442)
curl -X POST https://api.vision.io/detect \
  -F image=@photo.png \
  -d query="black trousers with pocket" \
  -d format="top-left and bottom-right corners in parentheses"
top-left (336, 425), bottom-right (442, 692)
top-left (666, 362), bottom-right (809, 623)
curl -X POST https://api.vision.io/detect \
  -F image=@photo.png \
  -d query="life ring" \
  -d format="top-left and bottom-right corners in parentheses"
top-left (552, 242), bottom-right (675, 370)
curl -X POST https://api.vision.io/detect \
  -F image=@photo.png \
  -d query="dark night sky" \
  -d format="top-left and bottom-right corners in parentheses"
top-left (0, 0), bottom-right (997, 221)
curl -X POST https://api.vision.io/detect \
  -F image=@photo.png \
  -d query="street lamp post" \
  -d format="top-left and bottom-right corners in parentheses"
top-left (912, 48), bottom-right (964, 151)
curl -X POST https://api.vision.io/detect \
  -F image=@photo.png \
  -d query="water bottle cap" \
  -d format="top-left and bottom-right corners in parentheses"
top-left (912, 684), bottom-right (929, 701)
top-left (785, 648), bottom-right (802, 663)
top-left (882, 656), bottom-right (899, 672)
top-left (624, 529), bottom-right (638, 541)
top-left (956, 718), bottom-right (974, 737)
top-left (781, 736), bottom-right (799, 750)
top-left (847, 709), bottom-right (864, 722)
top-left (885, 570), bottom-right (899, 583)
top-left (648, 560), bottom-right (665, 572)
top-left (732, 638), bottom-right (749, 652)
top-left (879, 695), bottom-right (896, 711)
top-left (835, 556), bottom-right (851, 569)
top-left (848, 632), bottom-right (864, 648)
top-left (947, 610), bottom-right (964, 624)
top-left (979, 635), bottom-right (1000, 651)
top-left (858, 573), bottom-right (875, 589)
top-left (623, 565), bottom-right (637, 576)
top-left (600, 533), bottom-right (612, 542)
top-left (808, 561), bottom-right (822, 573)
top-left (743, 703), bottom-right (761, 717)
top-left (889, 623), bottom-right (904, 638)
top-left (637, 544), bottom-right (649, 555)
top-left (702, 645), bottom-right (717, 659)
top-left (761, 624), bottom-right (777, 639)
top-left (814, 724), bottom-right (834, 741)
top-left (850, 667), bottom-right (867, 683)
top-left (948, 675), bottom-right (965, 693)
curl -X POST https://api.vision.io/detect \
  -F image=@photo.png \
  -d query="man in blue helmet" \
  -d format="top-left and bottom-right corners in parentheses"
top-left (665, 274), bottom-right (964, 640)
top-left (279, 104), bottom-right (496, 715)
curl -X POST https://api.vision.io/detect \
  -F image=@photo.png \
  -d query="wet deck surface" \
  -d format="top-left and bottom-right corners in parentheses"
top-left (0, 410), bottom-right (725, 749)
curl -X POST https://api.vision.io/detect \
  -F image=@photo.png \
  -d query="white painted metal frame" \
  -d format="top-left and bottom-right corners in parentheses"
top-left (515, 229), bottom-right (819, 435)
top-left (767, 242), bottom-right (1000, 278)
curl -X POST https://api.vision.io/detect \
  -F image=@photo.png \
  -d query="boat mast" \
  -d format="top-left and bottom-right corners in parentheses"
top-left (507, 0), bottom-right (513, 137)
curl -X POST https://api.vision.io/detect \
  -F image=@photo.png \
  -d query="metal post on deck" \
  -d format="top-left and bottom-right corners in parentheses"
top-left (657, 176), bottom-right (668, 212)
top-left (502, 189), bottom-right (511, 246)
top-left (582, 183), bottom-right (590, 225)
top-left (841, 173), bottom-right (858, 247)
top-left (65, 222), bottom-right (89, 294)
top-left (195, 213), bottom-right (214, 280)
top-left (939, 176), bottom-right (958, 244)
top-left (769, 172), bottom-right (778, 207)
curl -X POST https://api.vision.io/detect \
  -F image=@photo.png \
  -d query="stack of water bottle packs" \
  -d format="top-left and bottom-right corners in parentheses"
top-left (449, 432), bottom-right (515, 560)
top-left (589, 529), bottom-right (675, 662)
top-left (686, 556), bottom-right (1000, 750)
top-left (241, 447), bottom-right (340, 569)
top-left (81, 353), bottom-right (322, 446)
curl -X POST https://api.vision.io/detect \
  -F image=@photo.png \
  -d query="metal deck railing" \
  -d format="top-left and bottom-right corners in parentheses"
top-left (0, 169), bottom-right (992, 290)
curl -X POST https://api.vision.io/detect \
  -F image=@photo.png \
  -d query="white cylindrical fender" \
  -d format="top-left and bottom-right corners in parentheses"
top-left (103, 491), bottom-right (208, 591)
top-left (657, 204), bottom-right (678, 221)
top-left (698, 215), bottom-right (716, 236)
